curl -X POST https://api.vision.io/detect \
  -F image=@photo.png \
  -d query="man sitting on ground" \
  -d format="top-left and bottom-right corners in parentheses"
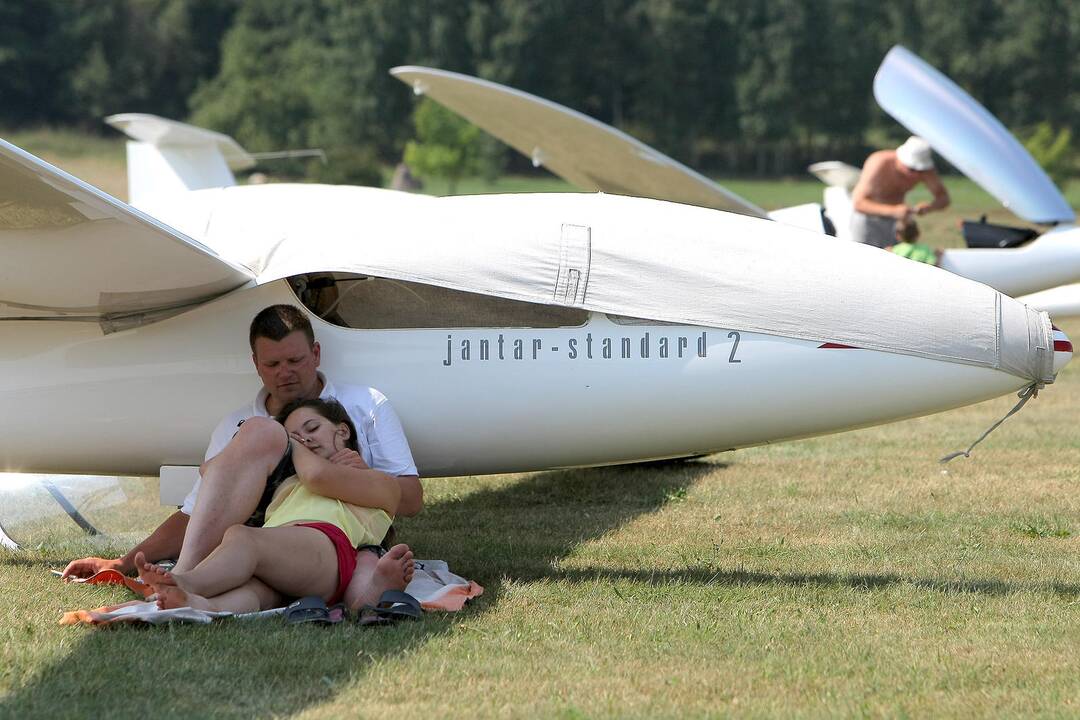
top-left (62, 304), bottom-right (422, 610)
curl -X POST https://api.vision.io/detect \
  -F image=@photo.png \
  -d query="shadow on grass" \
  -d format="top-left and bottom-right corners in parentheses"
top-left (553, 566), bottom-right (1080, 599)
top-left (0, 552), bottom-right (45, 568)
top-left (1, 461), bottom-right (709, 720)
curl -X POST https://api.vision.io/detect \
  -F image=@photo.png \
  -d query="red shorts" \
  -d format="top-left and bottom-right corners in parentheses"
top-left (295, 522), bottom-right (356, 605)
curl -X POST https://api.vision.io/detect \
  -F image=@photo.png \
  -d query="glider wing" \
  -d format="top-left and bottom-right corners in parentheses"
top-left (390, 66), bottom-right (768, 219)
top-left (0, 137), bottom-right (254, 329)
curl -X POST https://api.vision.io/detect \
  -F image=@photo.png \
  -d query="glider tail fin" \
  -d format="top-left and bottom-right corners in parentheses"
top-left (105, 113), bottom-right (255, 206)
top-left (807, 161), bottom-right (861, 190)
top-left (806, 161), bottom-right (860, 241)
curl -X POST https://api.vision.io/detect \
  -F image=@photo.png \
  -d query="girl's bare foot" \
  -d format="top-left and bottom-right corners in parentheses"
top-left (134, 551), bottom-right (177, 591)
top-left (156, 585), bottom-right (216, 612)
top-left (347, 544), bottom-right (414, 611)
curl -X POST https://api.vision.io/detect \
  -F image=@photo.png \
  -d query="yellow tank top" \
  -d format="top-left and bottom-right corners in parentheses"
top-left (263, 476), bottom-right (392, 548)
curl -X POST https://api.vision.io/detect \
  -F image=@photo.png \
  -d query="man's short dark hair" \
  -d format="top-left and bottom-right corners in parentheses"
top-left (249, 305), bottom-right (315, 350)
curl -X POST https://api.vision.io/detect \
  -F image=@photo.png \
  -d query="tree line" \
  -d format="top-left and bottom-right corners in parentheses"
top-left (2, 0), bottom-right (1078, 178)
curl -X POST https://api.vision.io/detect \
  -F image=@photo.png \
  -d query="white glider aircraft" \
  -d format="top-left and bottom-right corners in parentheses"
top-left (0, 73), bottom-right (1071, 544)
top-left (810, 46), bottom-right (1080, 315)
top-left (390, 46), bottom-right (1080, 307)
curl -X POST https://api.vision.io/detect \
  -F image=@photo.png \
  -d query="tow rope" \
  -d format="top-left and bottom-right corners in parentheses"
top-left (939, 382), bottom-right (1042, 464)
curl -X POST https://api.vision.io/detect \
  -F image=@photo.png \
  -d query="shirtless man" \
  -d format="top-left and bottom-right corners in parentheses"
top-left (62, 304), bottom-right (422, 610)
top-left (850, 136), bottom-right (950, 248)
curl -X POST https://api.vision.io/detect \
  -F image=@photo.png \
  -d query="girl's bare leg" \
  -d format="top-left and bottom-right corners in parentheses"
top-left (157, 577), bottom-right (282, 613)
top-left (169, 524), bottom-right (340, 601)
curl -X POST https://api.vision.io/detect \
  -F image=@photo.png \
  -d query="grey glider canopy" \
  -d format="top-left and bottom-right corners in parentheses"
top-left (875, 45), bottom-right (1075, 225)
top-left (0, 137), bottom-right (254, 330)
top-left (199, 184), bottom-right (1055, 384)
top-left (390, 66), bottom-right (768, 220)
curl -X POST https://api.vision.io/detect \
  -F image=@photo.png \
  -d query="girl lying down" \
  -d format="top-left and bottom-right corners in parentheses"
top-left (136, 398), bottom-right (414, 613)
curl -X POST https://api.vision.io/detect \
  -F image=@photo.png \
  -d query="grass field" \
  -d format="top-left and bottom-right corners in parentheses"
top-left (4, 367), bottom-right (1080, 719)
top-left (2, 131), bottom-right (1080, 718)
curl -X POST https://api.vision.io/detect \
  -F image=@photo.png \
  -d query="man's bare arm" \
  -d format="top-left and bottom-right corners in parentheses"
top-left (853, 195), bottom-right (909, 218)
top-left (396, 475), bottom-right (423, 517)
top-left (61, 510), bottom-right (189, 578)
top-left (915, 171), bottom-right (951, 214)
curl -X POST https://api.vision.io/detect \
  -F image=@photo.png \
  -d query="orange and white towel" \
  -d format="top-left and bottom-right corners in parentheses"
top-left (55, 568), bottom-right (152, 597)
top-left (410, 560), bottom-right (484, 612)
top-left (58, 559), bottom-right (483, 626)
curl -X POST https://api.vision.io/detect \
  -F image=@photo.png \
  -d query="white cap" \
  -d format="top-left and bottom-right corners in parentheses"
top-left (896, 136), bottom-right (934, 171)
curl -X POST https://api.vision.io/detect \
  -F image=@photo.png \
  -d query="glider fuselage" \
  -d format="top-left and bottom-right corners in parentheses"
top-left (0, 278), bottom-right (1040, 478)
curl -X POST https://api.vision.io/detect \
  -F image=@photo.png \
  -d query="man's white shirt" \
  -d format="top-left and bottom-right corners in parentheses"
top-left (180, 374), bottom-right (418, 515)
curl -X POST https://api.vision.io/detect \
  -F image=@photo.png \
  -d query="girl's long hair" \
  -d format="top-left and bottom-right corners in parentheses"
top-left (276, 397), bottom-right (360, 452)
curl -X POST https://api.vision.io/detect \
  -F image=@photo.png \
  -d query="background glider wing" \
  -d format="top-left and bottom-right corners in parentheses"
top-left (0, 137), bottom-right (254, 330)
top-left (390, 66), bottom-right (768, 219)
top-left (874, 45), bottom-right (1074, 225)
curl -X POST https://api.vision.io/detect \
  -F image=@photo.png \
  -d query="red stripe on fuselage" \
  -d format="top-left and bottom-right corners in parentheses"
top-left (818, 342), bottom-right (857, 349)
top-left (1055, 339), bottom-right (1073, 353)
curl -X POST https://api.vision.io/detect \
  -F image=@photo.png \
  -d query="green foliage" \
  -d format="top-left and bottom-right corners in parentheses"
top-left (0, 0), bottom-right (236, 129)
top-left (7, 0), bottom-right (1080, 176)
top-left (69, 42), bottom-right (111, 121)
top-left (308, 146), bottom-right (383, 187)
top-left (404, 98), bottom-right (483, 194)
top-left (1024, 122), bottom-right (1074, 185)
top-left (0, 0), bottom-right (75, 125)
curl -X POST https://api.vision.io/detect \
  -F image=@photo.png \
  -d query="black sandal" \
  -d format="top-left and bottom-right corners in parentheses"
top-left (284, 596), bottom-right (347, 625)
top-left (356, 590), bottom-right (421, 625)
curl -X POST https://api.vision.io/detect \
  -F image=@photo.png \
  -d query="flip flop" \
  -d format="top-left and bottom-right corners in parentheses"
top-left (356, 590), bottom-right (422, 626)
top-left (284, 596), bottom-right (347, 625)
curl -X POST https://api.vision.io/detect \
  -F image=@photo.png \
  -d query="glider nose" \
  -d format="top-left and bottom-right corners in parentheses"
top-left (1053, 326), bottom-right (1073, 374)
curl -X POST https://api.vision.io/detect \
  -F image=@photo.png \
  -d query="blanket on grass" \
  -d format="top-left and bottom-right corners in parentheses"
top-left (58, 560), bottom-right (483, 626)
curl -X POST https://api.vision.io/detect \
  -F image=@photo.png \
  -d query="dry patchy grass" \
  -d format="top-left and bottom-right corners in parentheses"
top-left (3, 340), bottom-right (1079, 718)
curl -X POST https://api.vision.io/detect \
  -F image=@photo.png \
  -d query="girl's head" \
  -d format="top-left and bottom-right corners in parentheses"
top-left (276, 398), bottom-right (359, 457)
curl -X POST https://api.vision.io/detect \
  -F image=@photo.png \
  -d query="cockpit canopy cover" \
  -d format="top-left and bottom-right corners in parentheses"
top-left (198, 184), bottom-right (1055, 384)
